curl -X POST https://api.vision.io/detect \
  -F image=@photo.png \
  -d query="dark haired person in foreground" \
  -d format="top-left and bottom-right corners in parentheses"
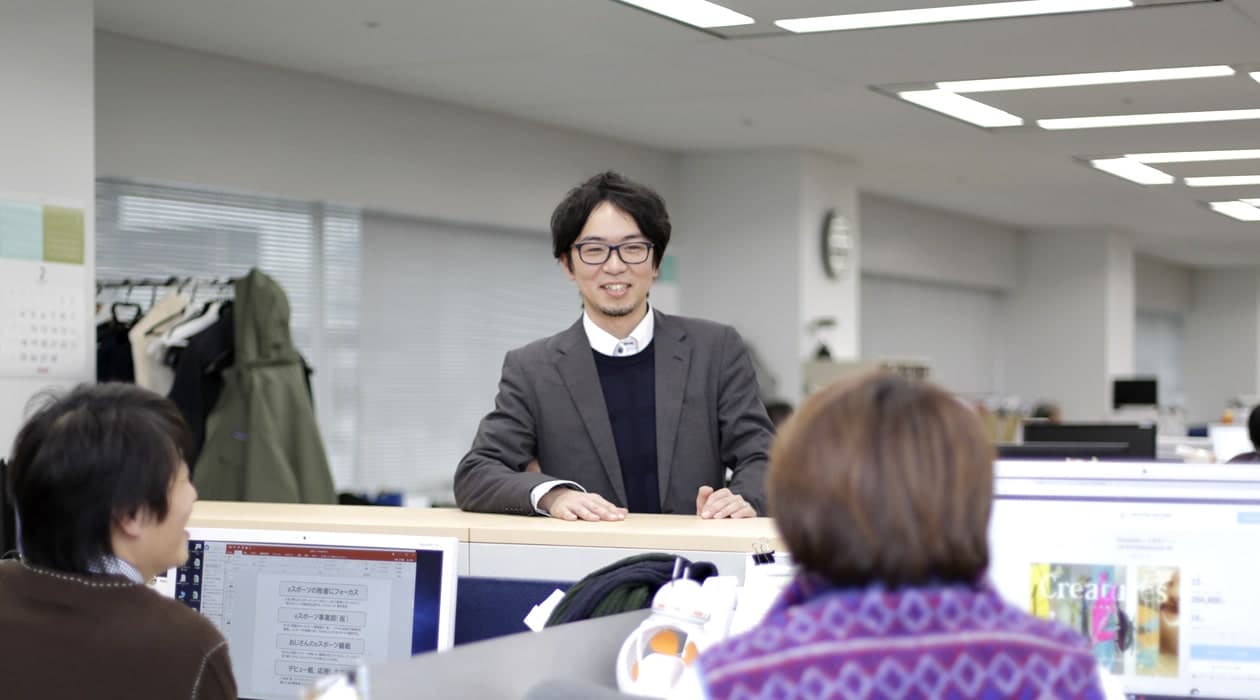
top-left (1227, 405), bottom-right (1260, 463)
top-left (0, 383), bottom-right (235, 699)
top-left (694, 372), bottom-right (1120, 699)
top-left (455, 171), bottom-right (772, 520)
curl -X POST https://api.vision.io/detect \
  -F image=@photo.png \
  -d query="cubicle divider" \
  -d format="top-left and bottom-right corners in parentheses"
top-left (188, 502), bottom-right (780, 646)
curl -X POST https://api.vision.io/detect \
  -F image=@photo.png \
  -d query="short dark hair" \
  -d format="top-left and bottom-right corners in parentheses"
top-left (1249, 405), bottom-right (1260, 448)
top-left (5, 383), bottom-right (193, 574)
top-left (550, 171), bottom-right (671, 269)
top-left (769, 372), bottom-right (994, 588)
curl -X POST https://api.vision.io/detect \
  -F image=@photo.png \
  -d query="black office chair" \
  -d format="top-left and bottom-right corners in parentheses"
top-left (0, 459), bottom-right (16, 558)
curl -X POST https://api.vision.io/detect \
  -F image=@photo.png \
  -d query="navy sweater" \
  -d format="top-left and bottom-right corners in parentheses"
top-left (593, 344), bottom-right (660, 513)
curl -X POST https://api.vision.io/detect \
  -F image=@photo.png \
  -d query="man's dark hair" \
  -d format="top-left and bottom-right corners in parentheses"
top-left (550, 171), bottom-right (671, 270)
top-left (1249, 405), bottom-right (1260, 449)
top-left (5, 383), bottom-right (193, 574)
top-left (770, 372), bottom-right (994, 589)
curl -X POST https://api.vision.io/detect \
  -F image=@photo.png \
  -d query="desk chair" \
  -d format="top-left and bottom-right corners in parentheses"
top-left (0, 459), bottom-right (16, 558)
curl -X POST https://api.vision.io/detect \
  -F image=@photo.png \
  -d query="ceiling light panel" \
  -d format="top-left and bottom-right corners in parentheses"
top-left (616, 0), bottom-right (754, 28)
top-left (777, 0), bottom-right (1133, 33)
top-left (897, 90), bottom-right (1024, 127)
top-left (1210, 201), bottom-right (1260, 221)
top-left (1186, 176), bottom-right (1260, 187)
top-left (1128, 149), bottom-right (1260, 163)
top-left (938, 65), bottom-right (1234, 93)
top-left (1090, 158), bottom-right (1174, 185)
top-left (1039, 108), bottom-right (1260, 130)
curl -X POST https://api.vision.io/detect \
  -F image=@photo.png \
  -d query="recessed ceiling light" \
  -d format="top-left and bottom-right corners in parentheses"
top-left (1127, 149), bottom-right (1260, 163)
top-left (939, 65), bottom-right (1234, 93)
top-left (776, 0), bottom-right (1132, 33)
top-left (1252, 71), bottom-right (1260, 84)
top-left (1186, 175), bottom-right (1260, 187)
top-left (898, 89), bottom-right (1024, 127)
top-left (1039, 108), bottom-right (1260, 130)
top-left (617, 0), bottom-right (754, 28)
top-left (1209, 201), bottom-right (1260, 221)
top-left (1090, 158), bottom-right (1175, 185)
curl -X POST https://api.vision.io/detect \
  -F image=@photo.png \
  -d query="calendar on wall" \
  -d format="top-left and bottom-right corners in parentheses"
top-left (0, 197), bottom-right (89, 378)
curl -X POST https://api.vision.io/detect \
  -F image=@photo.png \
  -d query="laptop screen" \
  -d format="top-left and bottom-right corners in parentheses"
top-left (158, 527), bottom-right (458, 700)
top-left (988, 461), bottom-right (1260, 700)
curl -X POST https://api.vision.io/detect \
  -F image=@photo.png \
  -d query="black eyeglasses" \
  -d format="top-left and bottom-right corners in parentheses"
top-left (572, 241), bottom-right (654, 265)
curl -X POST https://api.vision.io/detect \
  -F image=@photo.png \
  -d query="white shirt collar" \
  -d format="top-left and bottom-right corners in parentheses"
top-left (583, 306), bottom-right (654, 357)
top-left (90, 554), bottom-right (147, 583)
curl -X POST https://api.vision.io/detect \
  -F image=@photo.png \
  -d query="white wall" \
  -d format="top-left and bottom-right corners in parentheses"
top-left (1105, 232), bottom-right (1136, 380)
top-left (95, 32), bottom-right (678, 232)
top-left (859, 193), bottom-right (1019, 292)
top-left (861, 275), bottom-right (1002, 396)
top-left (799, 152), bottom-right (860, 362)
top-left (673, 150), bottom-right (858, 404)
top-left (673, 151), bottom-right (804, 402)
top-left (0, 0), bottom-right (95, 454)
top-left (1136, 311), bottom-right (1185, 407)
top-left (1136, 255), bottom-right (1193, 316)
top-left (1184, 269), bottom-right (1260, 423)
top-left (855, 193), bottom-right (1018, 399)
top-left (1003, 230), bottom-right (1135, 421)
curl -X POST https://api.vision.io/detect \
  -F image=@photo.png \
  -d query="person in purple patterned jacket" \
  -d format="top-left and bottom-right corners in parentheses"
top-left (695, 372), bottom-right (1118, 700)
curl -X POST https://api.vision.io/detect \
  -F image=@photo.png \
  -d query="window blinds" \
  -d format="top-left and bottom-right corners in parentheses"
top-left (358, 213), bottom-right (579, 497)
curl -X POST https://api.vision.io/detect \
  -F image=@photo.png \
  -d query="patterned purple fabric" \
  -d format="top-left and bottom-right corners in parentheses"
top-left (699, 574), bottom-right (1106, 700)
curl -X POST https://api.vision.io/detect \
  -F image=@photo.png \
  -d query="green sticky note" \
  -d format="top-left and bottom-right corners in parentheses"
top-left (658, 254), bottom-right (678, 283)
top-left (43, 205), bottom-right (85, 264)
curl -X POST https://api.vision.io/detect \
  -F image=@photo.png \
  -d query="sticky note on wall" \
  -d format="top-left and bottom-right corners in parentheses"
top-left (43, 205), bottom-right (84, 264)
top-left (0, 200), bottom-right (43, 261)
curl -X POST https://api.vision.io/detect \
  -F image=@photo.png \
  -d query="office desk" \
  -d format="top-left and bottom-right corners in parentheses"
top-left (190, 502), bottom-right (783, 643)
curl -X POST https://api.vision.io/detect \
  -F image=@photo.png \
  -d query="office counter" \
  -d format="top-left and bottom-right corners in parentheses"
top-left (190, 501), bottom-right (781, 580)
top-left (190, 502), bottom-right (783, 643)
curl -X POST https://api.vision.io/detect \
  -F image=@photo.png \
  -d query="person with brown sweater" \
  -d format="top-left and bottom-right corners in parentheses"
top-left (0, 383), bottom-right (236, 699)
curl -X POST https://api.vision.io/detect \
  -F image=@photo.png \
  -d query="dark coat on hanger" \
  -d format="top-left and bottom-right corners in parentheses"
top-left (194, 269), bottom-right (334, 503)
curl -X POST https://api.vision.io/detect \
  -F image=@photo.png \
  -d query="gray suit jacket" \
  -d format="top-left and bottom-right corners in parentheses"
top-left (454, 311), bottom-right (773, 515)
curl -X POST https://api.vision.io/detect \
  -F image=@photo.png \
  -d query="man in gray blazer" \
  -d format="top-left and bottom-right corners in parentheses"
top-left (454, 172), bottom-right (773, 520)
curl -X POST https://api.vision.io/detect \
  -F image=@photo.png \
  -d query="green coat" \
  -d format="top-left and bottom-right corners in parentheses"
top-left (194, 268), bottom-right (335, 504)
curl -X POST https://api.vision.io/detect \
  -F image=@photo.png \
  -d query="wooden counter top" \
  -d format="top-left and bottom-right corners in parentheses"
top-left (190, 501), bottom-right (783, 553)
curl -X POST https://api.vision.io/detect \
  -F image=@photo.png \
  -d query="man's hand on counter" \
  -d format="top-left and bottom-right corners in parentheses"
top-left (695, 486), bottom-right (756, 520)
top-left (539, 487), bottom-right (628, 522)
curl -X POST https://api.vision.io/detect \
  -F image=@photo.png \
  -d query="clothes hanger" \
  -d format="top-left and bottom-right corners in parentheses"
top-left (161, 299), bottom-right (223, 348)
top-left (111, 283), bottom-right (143, 327)
top-left (141, 279), bottom-right (192, 336)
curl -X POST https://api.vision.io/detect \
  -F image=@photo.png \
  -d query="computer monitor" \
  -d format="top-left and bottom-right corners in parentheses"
top-left (998, 441), bottom-right (1131, 460)
top-left (1023, 422), bottom-right (1157, 460)
top-left (989, 461), bottom-right (1260, 700)
top-left (1208, 425), bottom-right (1252, 463)
top-left (1114, 377), bottom-right (1159, 409)
top-left (158, 527), bottom-right (459, 700)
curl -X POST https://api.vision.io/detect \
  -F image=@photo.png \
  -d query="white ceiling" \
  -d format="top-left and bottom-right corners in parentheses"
top-left (94, 0), bottom-right (1260, 266)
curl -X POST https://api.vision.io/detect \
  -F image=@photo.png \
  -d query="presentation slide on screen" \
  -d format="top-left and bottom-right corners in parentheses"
top-left (989, 479), bottom-right (1260, 700)
top-left (187, 542), bottom-right (419, 699)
